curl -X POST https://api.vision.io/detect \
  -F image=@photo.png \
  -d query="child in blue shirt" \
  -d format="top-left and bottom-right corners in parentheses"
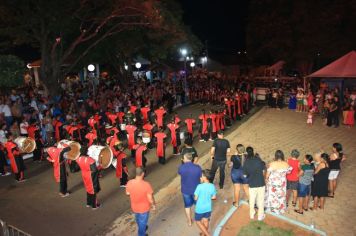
top-left (194, 170), bottom-right (217, 236)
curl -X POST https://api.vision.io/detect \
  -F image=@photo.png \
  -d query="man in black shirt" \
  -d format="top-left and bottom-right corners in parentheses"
top-left (243, 146), bottom-right (266, 221)
top-left (209, 131), bottom-right (230, 189)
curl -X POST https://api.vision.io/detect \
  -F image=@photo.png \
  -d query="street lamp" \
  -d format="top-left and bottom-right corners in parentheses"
top-left (87, 64), bottom-right (95, 72)
top-left (135, 62), bottom-right (142, 69)
top-left (180, 48), bottom-right (187, 57)
top-left (190, 62), bottom-right (195, 68)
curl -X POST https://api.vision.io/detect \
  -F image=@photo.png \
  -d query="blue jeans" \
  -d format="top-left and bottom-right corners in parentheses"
top-left (135, 211), bottom-right (149, 236)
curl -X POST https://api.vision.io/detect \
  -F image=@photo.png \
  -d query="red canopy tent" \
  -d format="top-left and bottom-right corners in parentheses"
top-left (308, 51), bottom-right (356, 78)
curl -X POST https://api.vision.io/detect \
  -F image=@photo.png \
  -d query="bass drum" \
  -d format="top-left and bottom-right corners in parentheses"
top-left (57, 139), bottom-right (81, 160)
top-left (87, 145), bottom-right (113, 169)
top-left (14, 136), bottom-right (36, 153)
top-left (111, 158), bottom-right (117, 168)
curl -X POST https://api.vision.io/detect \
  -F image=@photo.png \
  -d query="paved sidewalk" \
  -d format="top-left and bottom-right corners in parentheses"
top-left (107, 108), bottom-right (356, 236)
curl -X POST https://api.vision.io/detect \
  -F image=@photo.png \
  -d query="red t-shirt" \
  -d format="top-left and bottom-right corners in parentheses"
top-left (185, 118), bottom-right (195, 134)
top-left (126, 179), bottom-right (153, 213)
top-left (287, 158), bottom-right (300, 181)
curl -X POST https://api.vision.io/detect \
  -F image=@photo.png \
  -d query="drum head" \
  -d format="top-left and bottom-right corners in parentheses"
top-left (98, 147), bottom-right (113, 168)
top-left (23, 138), bottom-right (36, 153)
top-left (67, 142), bottom-right (81, 160)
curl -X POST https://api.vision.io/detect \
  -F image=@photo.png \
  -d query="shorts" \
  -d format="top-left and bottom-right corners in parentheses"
top-left (328, 170), bottom-right (340, 180)
top-left (195, 211), bottom-right (211, 221)
top-left (182, 193), bottom-right (195, 208)
top-left (231, 168), bottom-right (248, 184)
top-left (297, 183), bottom-right (310, 197)
top-left (287, 180), bottom-right (298, 190)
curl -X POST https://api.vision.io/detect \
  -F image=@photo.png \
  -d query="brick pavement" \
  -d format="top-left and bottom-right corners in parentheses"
top-left (110, 107), bottom-right (356, 236)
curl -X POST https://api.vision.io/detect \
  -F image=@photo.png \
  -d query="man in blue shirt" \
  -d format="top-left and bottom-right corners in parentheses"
top-left (178, 153), bottom-right (202, 226)
top-left (194, 170), bottom-right (217, 236)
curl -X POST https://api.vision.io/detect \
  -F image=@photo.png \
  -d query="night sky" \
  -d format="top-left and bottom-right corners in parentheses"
top-left (179, 0), bottom-right (249, 57)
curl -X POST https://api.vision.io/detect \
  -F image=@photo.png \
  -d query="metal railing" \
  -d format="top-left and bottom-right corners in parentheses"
top-left (0, 220), bottom-right (31, 236)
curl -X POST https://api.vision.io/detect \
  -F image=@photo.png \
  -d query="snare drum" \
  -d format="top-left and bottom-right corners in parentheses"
top-left (142, 132), bottom-right (151, 144)
top-left (120, 123), bottom-right (126, 131)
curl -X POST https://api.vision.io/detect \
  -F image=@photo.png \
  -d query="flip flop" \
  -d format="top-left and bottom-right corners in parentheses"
top-left (294, 209), bottom-right (303, 215)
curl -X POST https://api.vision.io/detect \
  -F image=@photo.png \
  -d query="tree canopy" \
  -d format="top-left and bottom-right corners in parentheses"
top-left (0, 55), bottom-right (24, 88)
top-left (0, 0), bottom-right (201, 92)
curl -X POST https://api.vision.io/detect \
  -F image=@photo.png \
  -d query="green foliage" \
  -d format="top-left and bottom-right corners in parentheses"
top-left (0, 55), bottom-right (24, 88)
top-left (238, 221), bottom-right (294, 236)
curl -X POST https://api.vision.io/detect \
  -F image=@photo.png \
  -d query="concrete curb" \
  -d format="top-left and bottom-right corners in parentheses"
top-left (213, 200), bottom-right (327, 236)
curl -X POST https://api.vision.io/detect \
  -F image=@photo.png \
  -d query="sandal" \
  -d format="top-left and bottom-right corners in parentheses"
top-left (294, 209), bottom-right (303, 215)
top-left (303, 208), bottom-right (308, 212)
top-left (292, 202), bottom-right (296, 207)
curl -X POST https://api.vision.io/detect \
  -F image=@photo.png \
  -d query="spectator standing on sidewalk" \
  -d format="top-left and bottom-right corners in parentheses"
top-left (209, 130), bottom-right (230, 189)
top-left (243, 146), bottom-right (266, 221)
top-left (126, 167), bottom-right (156, 236)
top-left (180, 138), bottom-right (199, 163)
top-left (194, 170), bottom-right (217, 236)
top-left (178, 152), bottom-right (202, 226)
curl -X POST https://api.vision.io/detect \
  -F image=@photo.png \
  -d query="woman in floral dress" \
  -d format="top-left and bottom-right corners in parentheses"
top-left (265, 150), bottom-right (292, 214)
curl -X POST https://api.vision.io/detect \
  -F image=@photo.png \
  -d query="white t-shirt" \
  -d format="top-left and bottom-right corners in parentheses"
top-left (2, 105), bottom-right (12, 117)
top-left (0, 130), bottom-right (7, 144)
top-left (20, 122), bottom-right (29, 134)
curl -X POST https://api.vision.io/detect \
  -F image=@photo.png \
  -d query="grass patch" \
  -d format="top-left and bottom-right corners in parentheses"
top-left (238, 221), bottom-right (294, 236)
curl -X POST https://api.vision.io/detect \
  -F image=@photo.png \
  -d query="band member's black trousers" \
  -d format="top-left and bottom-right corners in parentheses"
top-left (120, 171), bottom-right (128, 186)
top-left (87, 193), bottom-right (97, 208)
top-left (59, 165), bottom-right (68, 194)
top-left (0, 150), bottom-right (7, 174)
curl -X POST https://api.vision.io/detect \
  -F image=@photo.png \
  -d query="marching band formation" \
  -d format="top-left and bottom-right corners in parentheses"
top-left (1, 87), bottom-right (254, 210)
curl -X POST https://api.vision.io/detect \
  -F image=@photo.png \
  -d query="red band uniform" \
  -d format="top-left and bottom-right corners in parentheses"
top-left (5, 139), bottom-right (25, 181)
top-left (47, 146), bottom-right (71, 195)
top-left (76, 156), bottom-right (101, 209)
top-left (154, 131), bottom-right (167, 164)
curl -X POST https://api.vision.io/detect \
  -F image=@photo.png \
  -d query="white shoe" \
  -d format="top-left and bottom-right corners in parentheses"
top-left (258, 214), bottom-right (265, 221)
top-left (1, 172), bottom-right (11, 176)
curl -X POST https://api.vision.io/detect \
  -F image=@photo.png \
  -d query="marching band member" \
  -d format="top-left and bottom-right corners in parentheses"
top-left (113, 143), bottom-right (128, 187)
top-left (209, 110), bottom-right (218, 140)
top-left (46, 145), bottom-right (71, 197)
top-left (106, 110), bottom-right (118, 126)
top-left (184, 114), bottom-right (196, 140)
top-left (198, 109), bottom-right (209, 142)
top-left (76, 155), bottom-right (101, 209)
top-left (106, 129), bottom-right (120, 151)
top-left (4, 133), bottom-right (26, 182)
top-left (154, 106), bottom-right (166, 129)
top-left (28, 120), bottom-right (43, 161)
top-left (142, 122), bottom-right (154, 149)
top-left (52, 116), bottom-right (63, 142)
top-left (154, 128), bottom-right (167, 165)
top-left (125, 123), bottom-right (137, 158)
top-left (133, 137), bottom-right (148, 170)
top-left (85, 128), bottom-right (97, 148)
top-left (167, 119), bottom-right (180, 155)
top-left (140, 105), bottom-right (151, 124)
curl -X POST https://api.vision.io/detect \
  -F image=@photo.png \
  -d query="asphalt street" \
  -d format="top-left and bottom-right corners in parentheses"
top-left (0, 103), bottom-right (260, 236)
